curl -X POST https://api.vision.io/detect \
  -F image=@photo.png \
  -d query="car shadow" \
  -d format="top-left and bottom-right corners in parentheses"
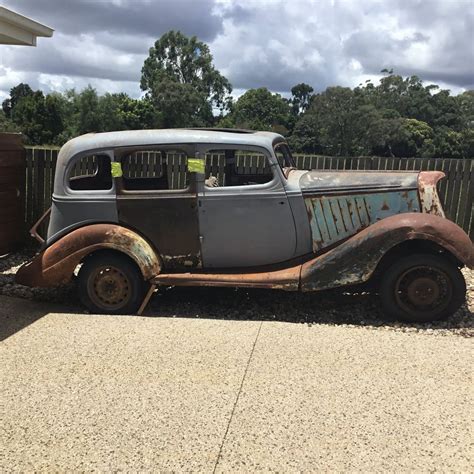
top-left (0, 296), bottom-right (82, 342)
top-left (143, 285), bottom-right (473, 336)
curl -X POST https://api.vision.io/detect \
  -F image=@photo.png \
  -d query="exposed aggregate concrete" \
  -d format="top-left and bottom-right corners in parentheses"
top-left (1, 252), bottom-right (472, 471)
top-left (1, 251), bottom-right (472, 337)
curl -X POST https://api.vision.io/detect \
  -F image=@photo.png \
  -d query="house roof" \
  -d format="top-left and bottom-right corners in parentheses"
top-left (0, 6), bottom-right (53, 46)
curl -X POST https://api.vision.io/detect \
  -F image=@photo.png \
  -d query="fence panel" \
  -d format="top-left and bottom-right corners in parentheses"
top-left (23, 148), bottom-right (474, 240)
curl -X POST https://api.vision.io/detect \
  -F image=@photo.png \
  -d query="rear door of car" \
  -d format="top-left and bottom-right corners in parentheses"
top-left (115, 144), bottom-right (202, 270)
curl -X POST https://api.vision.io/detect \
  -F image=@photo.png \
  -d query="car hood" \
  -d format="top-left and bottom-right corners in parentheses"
top-left (297, 170), bottom-right (419, 194)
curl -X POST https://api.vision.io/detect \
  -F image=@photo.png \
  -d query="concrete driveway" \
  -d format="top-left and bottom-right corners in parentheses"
top-left (1, 295), bottom-right (472, 472)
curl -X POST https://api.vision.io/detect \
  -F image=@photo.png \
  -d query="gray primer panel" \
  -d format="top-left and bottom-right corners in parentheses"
top-left (47, 197), bottom-right (118, 244)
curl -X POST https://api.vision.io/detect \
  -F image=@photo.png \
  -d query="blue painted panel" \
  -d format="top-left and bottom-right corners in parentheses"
top-left (304, 189), bottom-right (420, 252)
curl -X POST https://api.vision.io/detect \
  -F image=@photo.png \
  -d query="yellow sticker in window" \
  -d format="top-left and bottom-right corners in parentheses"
top-left (111, 162), bottom-right (123, 178)
top-left (187, 158), bottom-right (205, 173)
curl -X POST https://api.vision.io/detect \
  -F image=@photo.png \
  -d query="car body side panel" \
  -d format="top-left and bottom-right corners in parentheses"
top-left (304, 189), bottom-right (420, 252)
top-left (117, 192), bottom-right (201, 270)
top-left (47, 197), bottom-right (118, 244)
top-left (300, 212), bottom-right (474, 292)
top-left (296, 170), bottom-right (421, 253)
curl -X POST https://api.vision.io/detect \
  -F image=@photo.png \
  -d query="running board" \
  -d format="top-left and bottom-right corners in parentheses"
top-left (151, 266), bottom-right (301, 291)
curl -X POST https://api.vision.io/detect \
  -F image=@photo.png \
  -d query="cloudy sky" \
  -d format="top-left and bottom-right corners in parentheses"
top-left (1, 0), bottom-right (473, 102)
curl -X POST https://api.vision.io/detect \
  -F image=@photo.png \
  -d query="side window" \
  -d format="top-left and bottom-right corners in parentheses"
top-left (121, 149), bottom-right (189, 191)
top-left (274, 143), bottom-right (295, 174)
top-left (205, 148), bottom-right (273, 188)
top-left (68, 154), bottom-right (112, 191)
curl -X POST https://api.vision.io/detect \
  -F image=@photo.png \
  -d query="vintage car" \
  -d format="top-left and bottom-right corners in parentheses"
top-left (16, 129), bottom-right (473, 321)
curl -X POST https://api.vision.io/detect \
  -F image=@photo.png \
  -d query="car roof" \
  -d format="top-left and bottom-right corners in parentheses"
top-left (57, 128), bottom-right (285, 166)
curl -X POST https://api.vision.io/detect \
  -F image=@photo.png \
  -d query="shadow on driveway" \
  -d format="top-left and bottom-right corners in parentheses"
top-left (144, 285), bottom-right (473, 335)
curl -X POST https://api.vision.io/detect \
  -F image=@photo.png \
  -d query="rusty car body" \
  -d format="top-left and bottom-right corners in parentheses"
top-left (16, 129), bottom-right (473, 321)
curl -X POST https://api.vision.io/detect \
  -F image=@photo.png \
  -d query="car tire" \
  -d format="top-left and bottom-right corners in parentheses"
top-left (379, 253), bottom-right (466, 323)
top-left (78, 252), bottom-right (147, 314)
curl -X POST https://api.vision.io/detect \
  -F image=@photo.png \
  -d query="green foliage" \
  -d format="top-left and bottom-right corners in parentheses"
top-left (2, 83), bottom-right (33, 118)
top-left (140, 30), bottom-right (232, 127)
top-left (1, 32), bottom-right (472, 159)
top-left (291, 72), bottom-right (474, 157)
top-left (220, 87), bottom-right (291, 133)
top-left (290, 83), bottom-right (314, 116)
top-left (0, 109), bottom-right (20, 133)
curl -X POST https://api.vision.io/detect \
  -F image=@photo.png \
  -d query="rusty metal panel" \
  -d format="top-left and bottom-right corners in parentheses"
top-left (301, 212), bottom-right (474, 292)
top-left (304, 190), bottom-right (420, 252)
top-left (117, 193), bottom-right (201, 270)
top-left (15, 224), bottom-right (161, 288)
top-left (418, 171), bottom-right (446, 217)
top-left (0, 133), bottom-right (25, 254)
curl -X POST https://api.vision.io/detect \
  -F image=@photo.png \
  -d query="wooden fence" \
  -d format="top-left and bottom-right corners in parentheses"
top-left (24, 147), bottom-right (474, 240)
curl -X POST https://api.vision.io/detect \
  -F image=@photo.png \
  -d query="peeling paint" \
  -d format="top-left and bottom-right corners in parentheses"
top-left (15, 224), bottom-right (161, 288)
top-left (418, 171), bottom-right (446, 217)
top-left (303, 190), bottom-right (420, 252)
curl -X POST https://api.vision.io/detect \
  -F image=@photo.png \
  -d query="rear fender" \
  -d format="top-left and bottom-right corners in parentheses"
top-left (15, 224), bottom-right (162, 287)
top-left (301, 213), bottom-right (473, 292)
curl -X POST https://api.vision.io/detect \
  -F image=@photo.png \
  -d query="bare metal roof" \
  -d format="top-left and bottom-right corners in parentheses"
top-left (57, 129), bottom-right (285, 167)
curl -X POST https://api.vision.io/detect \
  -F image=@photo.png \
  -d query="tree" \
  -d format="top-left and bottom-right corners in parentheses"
top-left (11, 91), bottom-right (52, 144)
top-left (2, 83), bottom-right (34, 118)
top-left (76, 86), bottom-right (101, 134)
top-left (97, 93), bottom-right (161, 131)
top-left (290, 83), bottom-right (314, 116)
top-left (140, 30), bottom-right (232, 127)
top-left (0, 110), bottom-right (20, 133)
top-left (222, 87), bottom-right (292, 133)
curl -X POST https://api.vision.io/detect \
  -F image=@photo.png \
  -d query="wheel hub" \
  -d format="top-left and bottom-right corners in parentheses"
top-left (395, 264), bottom-right (452, 315)
top-left (407, 277), bottom-right (440, 306)
top-left (92, 267), bottom-right (130, 307)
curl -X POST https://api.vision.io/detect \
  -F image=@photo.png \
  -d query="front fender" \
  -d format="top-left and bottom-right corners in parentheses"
top-left (16, 224), bottom-right (162, 288)
top-left (300, 213), bottom-right (473, 292)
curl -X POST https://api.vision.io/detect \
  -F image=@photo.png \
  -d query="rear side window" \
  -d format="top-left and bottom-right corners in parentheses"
top-left (68, 154), bottom-right (112, 191)
top-left (121, 149), bottom-right (189, 191)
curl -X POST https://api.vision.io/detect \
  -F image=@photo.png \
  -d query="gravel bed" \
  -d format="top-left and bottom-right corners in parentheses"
top-left (1, 251), bottom-right (472, 337)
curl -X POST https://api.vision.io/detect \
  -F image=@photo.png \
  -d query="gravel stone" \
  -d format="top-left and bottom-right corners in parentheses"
top-left (1, 251), bottom-right (472, 336)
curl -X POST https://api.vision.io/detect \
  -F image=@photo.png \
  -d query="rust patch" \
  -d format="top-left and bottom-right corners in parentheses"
top-left (418, 171), bottom-right (446, 217)
top-left (15, 224), bottom-right (161, 288)
top-left (301, 212), bottom-right (474, 292)
top-left (152, 265), bottom-right (300, 291)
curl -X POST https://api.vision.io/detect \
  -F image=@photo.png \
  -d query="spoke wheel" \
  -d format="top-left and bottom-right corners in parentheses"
top-left (379, 253), bottom-right (466, 322)
top-left (394, 266), bottom-right (451, 318)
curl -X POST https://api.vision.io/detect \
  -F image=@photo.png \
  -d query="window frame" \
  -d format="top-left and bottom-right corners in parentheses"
top-left (199, 143), bottom-right (282, 192)
top-left (64, 149), bottom-right (115, 195)
top-left (273, 141), bottom-right (296, 177)
top-left (115, 143), bottom-right (195, 195)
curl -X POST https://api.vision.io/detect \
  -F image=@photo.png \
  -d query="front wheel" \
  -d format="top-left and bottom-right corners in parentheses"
top-left (379, 254), bottom-right (466, 322)
top-left (78, 252), bottom-right (147, 314)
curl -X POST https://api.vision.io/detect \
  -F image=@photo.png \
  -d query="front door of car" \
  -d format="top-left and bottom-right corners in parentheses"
top-left (197, 145), bottom-right (297, 269)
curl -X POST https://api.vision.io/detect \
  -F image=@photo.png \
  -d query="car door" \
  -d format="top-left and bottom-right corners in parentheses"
top-left (116, 144), bottom-right (202, 271)
top-left (197, 144), bottom-right (297, 268)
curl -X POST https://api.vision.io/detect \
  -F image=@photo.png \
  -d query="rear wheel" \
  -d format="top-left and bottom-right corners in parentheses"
top-left (78, 252), bottom-right (146, 314)
top-left (379, 254), bottom-right (466, 322)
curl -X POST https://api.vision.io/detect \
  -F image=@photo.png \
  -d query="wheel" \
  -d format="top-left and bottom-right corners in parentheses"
top-left (379, 253), bottom-right (466, 323)
top-left (78, 252), bottom-right (147, 314)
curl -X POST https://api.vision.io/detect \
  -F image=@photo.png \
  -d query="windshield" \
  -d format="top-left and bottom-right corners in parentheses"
top-left (274, 142), bottom-right (296, 174)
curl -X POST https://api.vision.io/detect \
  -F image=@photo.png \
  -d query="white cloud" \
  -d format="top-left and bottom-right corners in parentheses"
top-left (0, 0), bottom-right (472, 102)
